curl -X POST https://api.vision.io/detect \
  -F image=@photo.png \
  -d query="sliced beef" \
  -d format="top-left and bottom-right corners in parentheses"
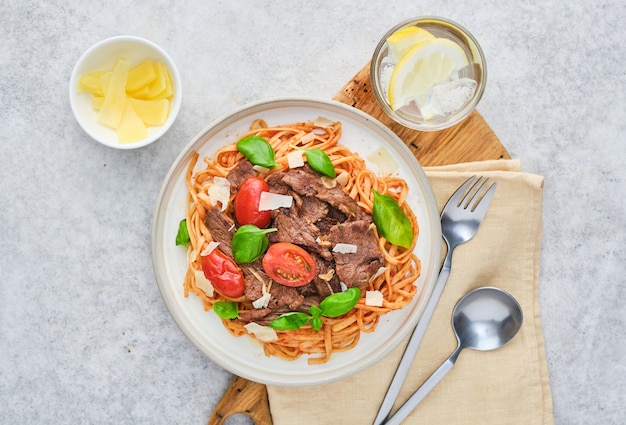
top-left (328, 220), bottom-right (385, 289)
top-left (269, 284), bottom-right (304, 310)
top-left (266, 185), bottom-right (333, 259)
top-left (311, 253), bottom-right (342, 298)
top-left (204, 207), bottom-right (236, 257)
top-left (266, 186), bottom-right (334, 259)
top-left (206, 165), bottom-right (387, 326)
top-left (203, 207), bottom-right (308, 320)
top-left (265, 169), bottom-right (291, 195)
top-left (239, 284), bottom-right (303, 324)
top-left (237, 307), bottom-right (274, 322)
top-left (240, 261), bottom-right (268, 297)
top-left (225, 159), bottom-right (257, 193)
top-left (298, 294), bottom-right (322, 312)
top-left (238, 295), bottom-right (321, 325)
top-left (296, 281), bottom-right (318, 297)
top-left (272, 165), bottom-right (364, 220)
top-left (314, 205), bottom-right (347, 234)
top-left (298, 196), bottom-right (329, 224)
top-left (242, 263), bottom-right (304, 311)
top-left (268, 208), bottom-right (332, 260)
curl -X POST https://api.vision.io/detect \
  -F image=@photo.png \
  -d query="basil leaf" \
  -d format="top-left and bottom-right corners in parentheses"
top-left (308, 304), bottom-right (323, 330)
top-left (319, 287), bottom-right (360, 318)
top-left (237, 135), bottom-right (278, 168)
top-left (310, 316), bottom-right (323, 331)
top-left (266, 290), bottom-right (358, 332)
top-left (268, 312), bottom-right (311, 330)
top-left (175, 219), bottom-right (190, 247)
top-left (309, 304), bottom-right (322, 318)
top-left (213, 301), bottom-right (239, 319)
top-left (231, 225), bottom-right (277, 264)
top-left (372, 190), bottom-right (413, 248)
top-left (304, 148), bottom-right (336, 177)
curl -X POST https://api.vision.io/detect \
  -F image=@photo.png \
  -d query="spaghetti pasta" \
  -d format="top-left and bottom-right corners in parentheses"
top-left (182, 119), bottom-right (421, 364)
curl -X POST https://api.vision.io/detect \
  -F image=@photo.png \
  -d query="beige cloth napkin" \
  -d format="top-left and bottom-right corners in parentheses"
top-left (267, 160), bottom-right (554, 425)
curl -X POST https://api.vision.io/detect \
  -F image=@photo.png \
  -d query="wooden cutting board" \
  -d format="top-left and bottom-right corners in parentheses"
top-left (207, 63), bottom-right (510, 425)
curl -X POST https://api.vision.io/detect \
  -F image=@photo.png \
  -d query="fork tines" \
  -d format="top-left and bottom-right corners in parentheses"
top-left (458, 176), bottom-right (497, 212)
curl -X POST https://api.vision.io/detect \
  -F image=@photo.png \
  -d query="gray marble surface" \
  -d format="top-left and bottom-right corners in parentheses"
top-left (1, 1), bottom-right (624, 424)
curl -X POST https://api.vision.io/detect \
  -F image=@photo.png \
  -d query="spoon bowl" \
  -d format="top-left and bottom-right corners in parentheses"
top-left (384, 287), bottom-right (523, 425)
top-left (453, 286), bottom-right (523, 352)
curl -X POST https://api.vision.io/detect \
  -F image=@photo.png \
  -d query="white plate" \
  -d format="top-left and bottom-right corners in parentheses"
top-left (151, 98), bottom-right (442, 386)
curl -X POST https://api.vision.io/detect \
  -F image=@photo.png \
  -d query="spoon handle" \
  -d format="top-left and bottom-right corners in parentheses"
top-left (372, 263), bottom-right (452, 425)
top-left (383, 351), bottom-right (459, 425)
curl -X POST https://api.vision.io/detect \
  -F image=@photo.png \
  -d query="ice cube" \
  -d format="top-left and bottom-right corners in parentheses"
top-left (420, 78), bottom-right (477, 119)
top-left (379, 57), bottom-right (395, 100)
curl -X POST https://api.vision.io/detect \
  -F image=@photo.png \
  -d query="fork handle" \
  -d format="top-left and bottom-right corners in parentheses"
top-left (383, 349), bottom-right (459, 425)
top-left (372, 261), bottom-right (452, 425)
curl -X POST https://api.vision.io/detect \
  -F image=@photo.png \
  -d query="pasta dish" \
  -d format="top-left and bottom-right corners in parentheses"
top-left (179, 118), bottom-right (420, 364)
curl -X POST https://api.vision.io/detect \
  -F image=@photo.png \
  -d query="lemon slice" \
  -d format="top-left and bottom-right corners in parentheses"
top-left (387, 38), bottom-right (469, 111)
top-left (386, 26), bottom-right (435, 62)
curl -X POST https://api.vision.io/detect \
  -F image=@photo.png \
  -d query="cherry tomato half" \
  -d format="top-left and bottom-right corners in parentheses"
top-left (234, 176), bottom-right (271, 228)
top-left (201, 249), bottom-right (246, 298)
top-left (262, 242), bottom-right (317, 287)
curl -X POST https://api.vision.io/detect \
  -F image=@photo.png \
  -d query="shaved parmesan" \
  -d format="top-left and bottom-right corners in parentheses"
top-left (244, 322), bottom-right (278, 342)
top-left (317, 269), bottom-right (335, 281)
top-left (208, 177), bottom-right (230, 211)
top-left (287, 150), bottom-right (304, 168)
top-left (367, 146), bottom-right (399, 175)
top-left (252, 292), bottom-right (271, 309)
top-left (300, 131), bottom-right (316, 143)
top-left (253, 164), bottom-right (271, 173)
top-left (314, 116), bottom-right (335, 127)
top-left (332, 243), bottom-right (358, 254)
top-left (200, 241), bottom-right (220, 257)
top-left (258, 192), bottom-right (293, 211)
top-left (369, 266), bottom-right (388, 282)
top-left (335, 171), bottom-right (349, 187)
top-left (340, 282), bottom-right (348, 292)
top-left (366, 290), bottom-right (384, 307)
top-left (194, 269), bottom-right (214, 297)
top-left (321, 175), bottom-right (337, 188)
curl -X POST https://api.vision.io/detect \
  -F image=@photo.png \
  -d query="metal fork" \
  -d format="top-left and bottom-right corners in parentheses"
top-left (373, 176), bottom-right (497, 425)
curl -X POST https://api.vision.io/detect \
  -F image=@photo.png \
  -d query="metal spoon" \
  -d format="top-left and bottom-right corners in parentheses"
top-left (383, 287), bottom-right (523, 425)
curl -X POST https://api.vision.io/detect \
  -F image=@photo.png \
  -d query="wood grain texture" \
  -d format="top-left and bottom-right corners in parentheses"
top-left (208, 376), bottom-right (272, 425)
top-left (332, 62), bottom-right (510, 166)
top-left (207, 62), bottom-right (509, 425)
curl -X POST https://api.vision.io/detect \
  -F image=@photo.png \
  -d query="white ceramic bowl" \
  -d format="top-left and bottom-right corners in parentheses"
top-left (152, 98), bottom-right (442, 387)
top-left (69, 36), bottom-right (182, 149)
